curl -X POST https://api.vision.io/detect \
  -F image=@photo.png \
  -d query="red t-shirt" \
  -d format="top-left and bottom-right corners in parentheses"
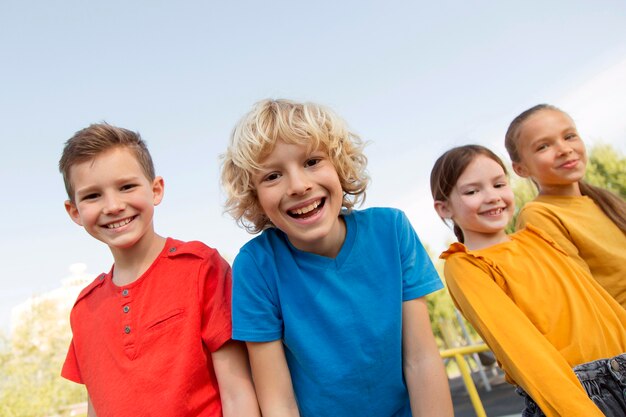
top-left (62, 238), bottom-right (232, 417)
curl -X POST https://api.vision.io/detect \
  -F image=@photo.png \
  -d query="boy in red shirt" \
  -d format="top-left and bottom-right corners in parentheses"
top-left (59, 123), bottom-right (260, 417)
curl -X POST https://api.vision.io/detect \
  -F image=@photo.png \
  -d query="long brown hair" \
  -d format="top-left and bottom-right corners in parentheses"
top-left (430, 144), bottom-right (508, 243)
top-left (505, 104), bottom-right (626, 235)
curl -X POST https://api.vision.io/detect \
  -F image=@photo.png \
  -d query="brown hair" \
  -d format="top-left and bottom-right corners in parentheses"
top-left (221, 98), bottom-right (369, 233)
top-left (59, 123), bottom-right (155, 201)
top-left (505, 104), bottom-right (626, 234)
top-left (430, 144), bottom-right (509, 243)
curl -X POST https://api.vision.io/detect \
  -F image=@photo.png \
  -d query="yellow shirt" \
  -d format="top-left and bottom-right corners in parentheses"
top-left (516, 194), bottom-right (626, 307)
top-left (440, 225), bottom-right (626, 417)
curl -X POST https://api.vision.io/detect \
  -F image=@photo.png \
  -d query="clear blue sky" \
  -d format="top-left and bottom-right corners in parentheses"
top-left (1, 0), bottom-right (626, 332)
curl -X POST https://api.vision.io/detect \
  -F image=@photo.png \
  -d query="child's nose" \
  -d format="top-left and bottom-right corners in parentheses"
top-left (103, 194), bottom-right (125, 214)
top-left (485, 188), bottom-right (502, 202)
top-left (288, 171), bottom-right (312, 195)
top-left (555, 139), bottom-right (574, 155)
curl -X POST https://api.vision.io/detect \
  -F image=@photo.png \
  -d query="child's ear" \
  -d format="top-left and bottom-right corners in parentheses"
top-left (512, 162), bottom-right (529, 178)
top-left (64, 200), bottom-right (83, 226)
top-left (152, 176), bottom-right (165, 206)
top-left (433, 200), bottom-right (452, 220)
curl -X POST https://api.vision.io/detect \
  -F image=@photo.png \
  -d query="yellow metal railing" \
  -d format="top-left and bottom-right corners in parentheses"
top-left (441, 344), bottom-right (491, 417)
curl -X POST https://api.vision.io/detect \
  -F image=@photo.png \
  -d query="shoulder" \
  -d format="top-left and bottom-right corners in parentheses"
top-left (350, 206), bottom-right (406, 220)
top-left (165, 238), bottom-right (229, 266)
top-left (518, 199), bottom-right (555, 217)
top-left (439, 242), bottom-right (501, 274)
top-left (234, 228), bottom-right (288, 269)
top-left (514, 225), bottom-right (567, 255)
top-left (440, 243), bottom-right (482, 270)
top-left (520, 195), bottom-right (593, 217)
top-left (349, 206), bottom-right (410, 230)
top-left (237, 228), bottom-right (285, 255)
top-left (73, 273), bottom-right (108, 306)
top-left (516, 198), bottom-right (567, 230)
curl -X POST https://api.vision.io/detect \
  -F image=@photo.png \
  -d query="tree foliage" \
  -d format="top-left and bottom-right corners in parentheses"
top-left (0, 299), bottom-right (86, 417)
top-left (585, 144), bottom-right (626, 198)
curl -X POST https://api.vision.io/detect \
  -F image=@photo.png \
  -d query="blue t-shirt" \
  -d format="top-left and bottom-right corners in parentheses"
top-left (232, 207), bottom-right (443, 417)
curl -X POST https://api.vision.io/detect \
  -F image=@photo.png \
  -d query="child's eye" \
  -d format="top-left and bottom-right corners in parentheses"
top-left (81, 193), bottom-right (100, 201)
top-left (121, 184), bottom-right (137, 191)
top-left (305, 158), bottom-right (322, 167)
top-left (463, 189), bottom-right (477, 196)
top-left (535, 143), bottom-right (548, 152)
top-left (494, 182), bottom-right (508, 188)
top-left (565, 133), bottom-right (578, 140)
top-left (263, 172), bottom-right (281, 182)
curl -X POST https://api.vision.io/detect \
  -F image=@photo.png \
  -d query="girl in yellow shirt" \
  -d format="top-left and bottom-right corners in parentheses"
top-left (430, 144), bottom-right (626, 417)
top-left (504, 104), bottom-right (626, 307)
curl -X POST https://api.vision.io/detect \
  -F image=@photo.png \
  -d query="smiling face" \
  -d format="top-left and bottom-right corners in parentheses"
top-left (435, 155), bottom-right (514, 249)
top-left (253, 140), bottom-right (346, 258)
top-left (64, 146), bottom-right (164, 254)
top-left (513, 109), bottom-right (587, 196)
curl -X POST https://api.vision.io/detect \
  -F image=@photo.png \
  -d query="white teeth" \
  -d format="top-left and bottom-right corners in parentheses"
top-left (484, 208), bottom-right (503, 216)
top-left (106, 217), bottom-right (132, 229)
top-left (291, 200), bottom-right (320, 215)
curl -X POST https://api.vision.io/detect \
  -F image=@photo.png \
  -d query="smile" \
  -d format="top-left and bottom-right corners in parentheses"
top-left (559, 159), bottom-right (579, 169)
top-left (288, 199), bottom-right (324, 218)
top-left (104, 217), bottom-right (134, 229)
top-left (481, 207), bottom-right (504, 216)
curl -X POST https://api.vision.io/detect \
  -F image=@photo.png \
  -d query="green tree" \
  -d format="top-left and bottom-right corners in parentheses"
top-left (0, 299), bottom-right (86, 417)
top-left (585, 144), bottom-right (626, 198)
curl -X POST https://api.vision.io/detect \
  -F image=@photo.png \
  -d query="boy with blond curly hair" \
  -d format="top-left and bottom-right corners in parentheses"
top-left (221, 99), bottom-right (453, 417)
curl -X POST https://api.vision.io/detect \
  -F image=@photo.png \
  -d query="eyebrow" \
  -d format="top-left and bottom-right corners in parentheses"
top-left (530, 125), bottom-right (578, 144)
top-left (74, 175), bottom-right (142, 193)
top-left (457, 175), bottom-right (507, 188)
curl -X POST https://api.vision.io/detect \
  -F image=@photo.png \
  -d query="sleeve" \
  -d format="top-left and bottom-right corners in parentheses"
top-left (60, 338), bottom-right (83, 384)
top-left (397, 210), bottom-right (444, 301)
top-left (231, 249), bottom-right (283, 342)
top-left (200, 251), bottom-right (233, 352)
top-left (443, 256), bottom-right (604, 417)
top-left (516, 204), bottom-right (589, 273)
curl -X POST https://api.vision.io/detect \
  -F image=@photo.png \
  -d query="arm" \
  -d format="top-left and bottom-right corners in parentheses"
top-left (402, 297), bottom-right (454, 417)
top-left (212, 340), bottom-right (261, 417)
top-left (246, 340), bottom-right (300, 417)
top-left (444, 257), bottom-right (604, 417)
top-left (87, 395), bottom-right (97, 417)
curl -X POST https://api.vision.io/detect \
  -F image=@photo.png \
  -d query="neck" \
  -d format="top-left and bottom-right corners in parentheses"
top-left (110, 232), bottom-right (166, 286)
top-left (538, 181), bottom-right (582, 197)
top-left (463, 231), bottom-right (510, 251)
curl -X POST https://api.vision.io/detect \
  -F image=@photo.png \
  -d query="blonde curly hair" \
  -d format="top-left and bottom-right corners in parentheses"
top-left (221, 98), bottom-right (369, 233)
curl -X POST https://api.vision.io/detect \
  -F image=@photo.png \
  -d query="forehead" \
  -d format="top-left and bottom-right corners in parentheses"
top-left (69, 147), bottom-right (146, 185)
top-left (522, 110), bottom-right (575, 137)
top-left (257, 139), bottom-right (322, 165)
top-left (457, 155), bottom-right (505, 185)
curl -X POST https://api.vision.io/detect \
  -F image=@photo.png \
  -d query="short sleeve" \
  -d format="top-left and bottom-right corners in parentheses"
top-left (61, 339), bottom-right (83, 384)
top-left (231, 249), bottom-right (283, 342)
top-left (200, 251), bottom-right (233, 352)
top-left (397, 210), bottom-right (444, 301)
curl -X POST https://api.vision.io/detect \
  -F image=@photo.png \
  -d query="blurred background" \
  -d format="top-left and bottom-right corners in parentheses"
top-left (1, 1), bottom-right (625, 415)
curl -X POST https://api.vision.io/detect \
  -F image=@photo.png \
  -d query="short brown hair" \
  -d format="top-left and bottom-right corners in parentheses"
top-left (59, 123), bottom-right (155, 201)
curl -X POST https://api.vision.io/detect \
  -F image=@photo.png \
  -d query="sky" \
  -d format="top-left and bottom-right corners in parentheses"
top-left (1, 0), bottom-right (626, 333)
